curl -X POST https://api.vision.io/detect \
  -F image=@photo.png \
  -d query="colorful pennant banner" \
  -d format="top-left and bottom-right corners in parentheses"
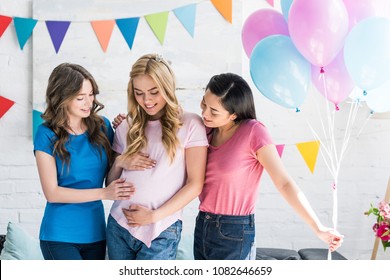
top-left (145, 11), bottom-right (169, 45)
top-left (13, 17), bottom-right (38, 50)
top-left (0, 15), bottom-right (12, 37)
top-left (32, 110), bottom-right (44, 140)
top-left (45, 21), bottom-right (71, 53)
top-left (91, 20), bottom-right (116, 52)
top-left (0, 96), bottom-right (15, 118)
top-left (275, 144), bottom-right (285, 158)
top-left (173, 4), bottom-right (197, 37)
top-left (211, 0), bottom-right (232, 23)
top-left (116, 17), bottom-right (140, 50)
top-left (296, 140), bottom-right (320, 174)
top-left (0, 0), bottom-right (233, 53)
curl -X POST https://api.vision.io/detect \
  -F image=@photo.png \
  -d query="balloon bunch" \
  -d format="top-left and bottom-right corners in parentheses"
top-left (243, 0), bottom-right (390, 113)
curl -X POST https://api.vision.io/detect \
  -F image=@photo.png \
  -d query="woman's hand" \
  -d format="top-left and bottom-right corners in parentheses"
top-left (115, 152), bottom-right (156, 171)
top-left (112, 113), bottom-right (126, 129)
top-left (103, 178), bottom-right (135, 200)
top-left (122, 204), bottom-right (155, 227)
top-left (316, 226), bottom-right (344, 252)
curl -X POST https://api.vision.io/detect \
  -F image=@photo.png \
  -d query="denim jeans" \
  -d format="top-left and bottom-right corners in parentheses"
top-left (106, 215), bottom-right (182, 260)
top-left (194, 211), bottom-right (256, 260)
top-left (40, 240), bottom-right (106, 260)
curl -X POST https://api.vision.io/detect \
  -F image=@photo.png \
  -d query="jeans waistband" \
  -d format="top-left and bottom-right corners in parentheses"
top-left (198, 211), bottom-right (254, 226)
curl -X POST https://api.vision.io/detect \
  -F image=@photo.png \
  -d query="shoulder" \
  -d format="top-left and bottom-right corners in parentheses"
top-left (100, 116), bottom-right (111, 127)
top-left (242, 119), bottom-right (268, 131)
top-left (181, 111), bottom-right (203, 124)
top-left (34, 123), bottom-right (57, 149)
top-left (35, 123), bottom-right (55, 139)
top-left (115, 117), bottom-right (131, 133)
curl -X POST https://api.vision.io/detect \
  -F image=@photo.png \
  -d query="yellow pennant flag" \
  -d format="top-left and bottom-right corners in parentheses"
top-left (296, 140), bottom-right (320, 173)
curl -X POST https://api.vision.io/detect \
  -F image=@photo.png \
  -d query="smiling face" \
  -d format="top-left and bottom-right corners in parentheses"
top-left (133, 74), bottom-right (167, 120)
top-left (200, 89), bottom-right (236, 129)
top-left (66, 79), bottom-right (94, 122)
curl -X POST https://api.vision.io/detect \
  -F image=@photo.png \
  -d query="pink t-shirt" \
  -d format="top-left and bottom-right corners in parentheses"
top-left (199, 119), bottom-right (273, 216)
top-left (110, 112), bottom-right (208, 247)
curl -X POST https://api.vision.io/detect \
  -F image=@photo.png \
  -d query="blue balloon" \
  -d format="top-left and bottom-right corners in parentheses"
top-left (344, 17), bottom-right (390, 90)
top-left (281, 0), bottom-right (293, 22)
top-left (250, 35), bottom-right (311, 109)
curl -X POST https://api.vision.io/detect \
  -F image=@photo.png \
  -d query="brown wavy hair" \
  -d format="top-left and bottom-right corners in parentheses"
top-left (41, 63), bottom-right (112, 171)
top-left (124, 54), bottom-right (182, 163)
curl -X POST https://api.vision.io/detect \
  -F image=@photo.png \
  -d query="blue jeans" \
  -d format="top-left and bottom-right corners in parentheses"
top-left (194, 211), bottom-right (256, 260)
top-left (106, 215), bottom-right (182, 260)
top-left (40, 240), bottom-right (106, 260)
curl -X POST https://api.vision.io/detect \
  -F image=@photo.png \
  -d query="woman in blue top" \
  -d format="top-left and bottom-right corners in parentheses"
top-left (34, 63), bottom-right (135, 260)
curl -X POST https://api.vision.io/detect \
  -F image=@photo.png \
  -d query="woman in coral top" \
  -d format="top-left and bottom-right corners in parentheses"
top-left (193, 73), bottom-right (343, 260)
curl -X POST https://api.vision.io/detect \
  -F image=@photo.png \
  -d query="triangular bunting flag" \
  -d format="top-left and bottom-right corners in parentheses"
top-left (33, 109), bottom-right (44, 140)
top-left (91, 20), bottom-right (115, 52)
top-left (0, 15), bottom-right (12, 37)
top-left (116, 17), bottom-right (140, 50)
top-left (266, 0), bottom-right (274, 7)
top-left (275, 144), bottom-right (285, 158)
top-left (46, 21), bottom-right (71, 53)
top-left (173, 4), bottom-right (196, 37)
top-left (144, 11), bottom-right (169, 45)
top-left (0, 96), bottom-right (15, 118)
top-left (296, 141), bottom-right (320, 174)
top-left (13, 17), bottom-right (38, 50)
top-left (211, 0), bottom-right (232, 23)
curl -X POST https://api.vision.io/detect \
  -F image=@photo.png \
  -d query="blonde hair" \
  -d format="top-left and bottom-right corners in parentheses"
top-left (124, 54), bottom-right (182, 163)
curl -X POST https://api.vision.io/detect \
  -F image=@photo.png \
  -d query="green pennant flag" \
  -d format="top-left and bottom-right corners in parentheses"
top-left (144, 11), bottom-right (169, 45)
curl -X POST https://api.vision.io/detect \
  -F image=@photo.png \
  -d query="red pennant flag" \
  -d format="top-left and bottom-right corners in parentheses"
top-left (0, 15), bottom-right (12, 37)
top-left (0, 96), bottom-right (15, 118)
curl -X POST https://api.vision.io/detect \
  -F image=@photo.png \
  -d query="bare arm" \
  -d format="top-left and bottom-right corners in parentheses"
top-left (123, 145), bottom-right (207, 226)
top-left (257, 144), bottom-right (343, 251)
top-left (35, 151), bottom-right (134, 203)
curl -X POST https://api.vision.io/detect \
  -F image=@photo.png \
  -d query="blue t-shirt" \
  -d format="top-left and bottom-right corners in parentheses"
top-left (34, 116), bottom-right (114, 243)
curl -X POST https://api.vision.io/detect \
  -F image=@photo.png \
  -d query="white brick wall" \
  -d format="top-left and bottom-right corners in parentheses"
top-left (1, 0), bottom-right (389, 260)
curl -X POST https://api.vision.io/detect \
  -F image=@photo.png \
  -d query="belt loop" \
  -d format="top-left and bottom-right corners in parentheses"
top-left (216, 215), bottom-right (220, 227)
top-left (250, 214), bottom-right (254, 227)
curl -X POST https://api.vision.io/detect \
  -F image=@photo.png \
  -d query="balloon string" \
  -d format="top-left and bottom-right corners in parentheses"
top-left (321, 72), bottom-right (338, 177)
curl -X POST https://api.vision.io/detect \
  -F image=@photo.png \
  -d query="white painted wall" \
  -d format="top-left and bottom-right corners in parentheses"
top-left (0, 0), bottom-right (389, 260)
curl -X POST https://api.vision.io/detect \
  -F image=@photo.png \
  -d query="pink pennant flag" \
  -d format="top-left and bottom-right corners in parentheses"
top-left (275, 144), bottom-right (285, 158)
top-left (266, 0), bottom-right (274, 7)
top-left (91, 20), bottom-right (115, 52)
top-left (0, 96), bottom-right (15, 118)
top-left (0, 15), bottom-right (12, 37)
top-left (46, 21), bottom-right (71, 53)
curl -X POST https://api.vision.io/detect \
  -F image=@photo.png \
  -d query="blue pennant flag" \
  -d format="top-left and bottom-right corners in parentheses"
top-left (13, 17), bottom-right (38, 50)
top-left (116, 17), bottom-right (140, 50)
top-left (173, 4), bottom-right (196, 37)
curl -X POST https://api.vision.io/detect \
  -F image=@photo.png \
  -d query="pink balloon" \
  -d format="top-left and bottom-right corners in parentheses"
top-left (311, 50), bottom-right (355, 106)
top-left (241, 9), bottom-right (289, 57)
top-left (288, 0), bottom-right (349, 67)
top-left (343, 0), bottom-right (390, 30)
